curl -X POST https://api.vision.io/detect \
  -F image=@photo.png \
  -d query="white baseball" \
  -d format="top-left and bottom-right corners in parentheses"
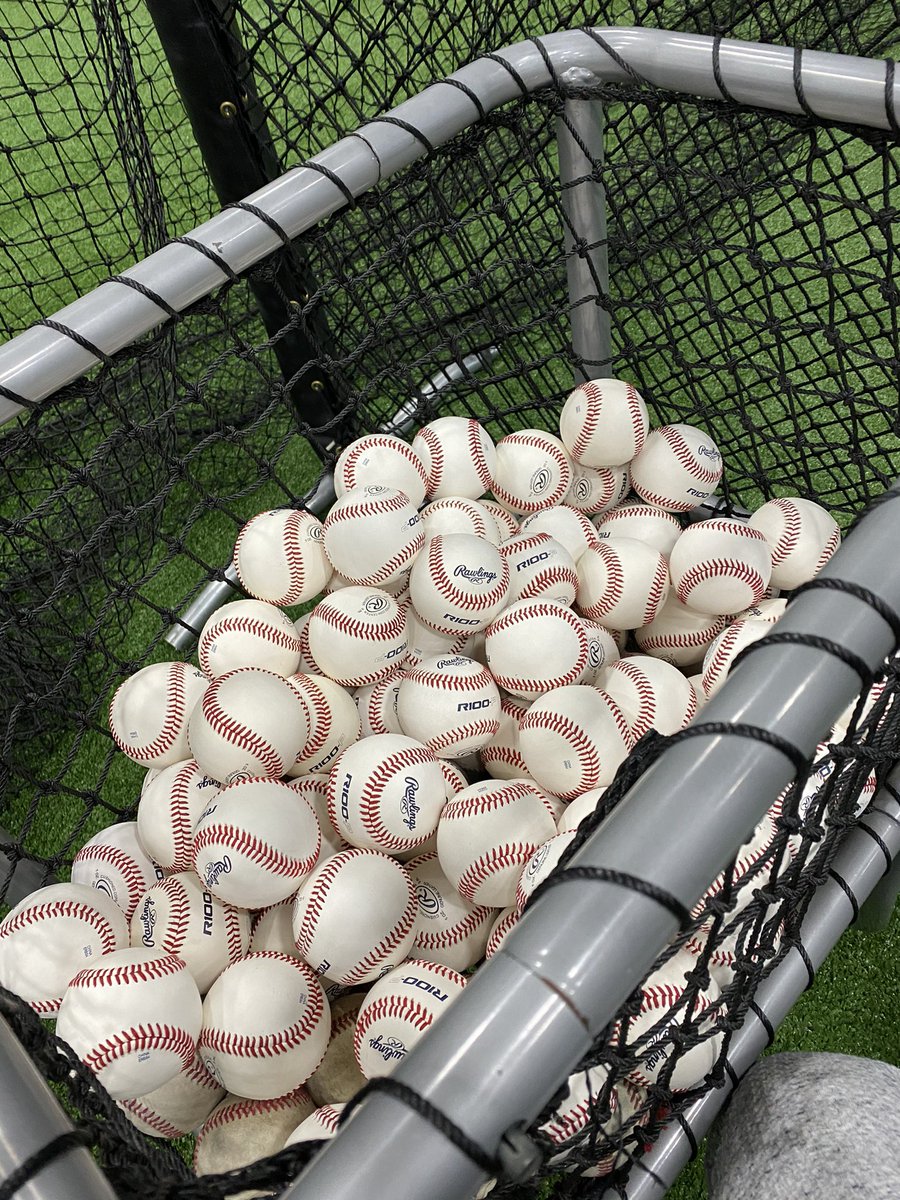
top-left (192, 777), bottom-right (320, 909)
top-left (701, 618), bottom-right (771, 699)
top-left (421, 496), bottom-right (501, 544)
top-left (669, 519), bottom-right (772, 614)
top-left (565, 463), bottom-right (630, 515)
top-left (412, 416), bottom-right (496, 500)
top-left (285, 1102), bottom-right (347, 1145)
top-left (71, 821), bottom-right (164, 921)
top-left (108, 661), bottom-right (208, 768)
top-left (335, 433), bottom-right (430, 506)
top-left (437, 779), bottom-right (559, 906)
top-left (629, 423), bottom-right (723, 512)
top-left (294, 612), bottom-right (322, 673)
top-left (307, 587), bottom-right (409, 687)
top-left (199, 951), bottom-right (329, 1099)
top-left (440, 760), bottom-right (469, 797)
top-left (484, 600), bottom-right (588, 699)
top-left (249, 900), bottom-right (302, 960)
top-left (327, 733), bottom-right (446, 853)
top-left (137, 759), bottom-right (221, 874)
top-left (130, 871), bottom-right (250, 993)
top-left (593, 503), bottom-right (683, 558)
top-left (406, 849), bottom-right (494, 971)
top-left (576, 538), bottom-right (670, 630)
top-left (597, 655), bottom-right (697, 739)
top-left (557, 787), bottom-right (608, 834)
top-left (747, 496), bottom-right (841, 589)
top-left (354, 959), bottom-right (467, 1079)
top-left (500, 533), bottom-right (578, 605)
top-left (287, 776), bottom-right (346, 860)
top-left (492, 429), bottom-right (572, 514)
top-left (353, 668), bottom-right (405, 736)
top-left (733, 597), bottom-right (788, 625)
top-left (396, 653), bottom-right (501, 758)
top-left (689, 814), bottom-right (778, 934)
top-left (479, 694), bottom-right (531, 780)
top-left (233, 508), bottom-right (332, 605)
top-left (0, 882), bottom-right (129, 1017)
top-left (292, 848), bottom-right (417, 985)
top-left (518, 685), bottom-right (633, 800)
top-left (286, 673), bottom-right (361, 777)
top-left (197, 599), bottom-right (302, 679)
top-left (559, 378), bottom-right (649, 467)
top-left (576, 619), bottom-right (621, 684)
top-left (484, 906), bottom-right (520, 958)
top-left (540, 1065), bottom-right (616, 1158)
top-left (56, 947), bottom-right (202, 1100)
top-left (194, 1087), bottom-right (315, 1174)
top-left (409, 532), bottom-right (509, 636)
top-left (481, 499), bottom-right (520, 540)
top-left (519, 504), bottom-right (600, 562)
top-left (187, 667), bottom-right (308, 784)
top-left (402, 602), bottom-right (469, 670)
top-left (305, 993), bottom-right (366, 1105)
top-left (118, 1055), bottom-right (224, 1140)
top-left (515, 829), bottom-right (578, 912)
top-left (634, 595), bottom-right (729, 667)
top-left (325, 566), bottom-right (411, 601)
top-left (323, 485), bottom-right (423, 586)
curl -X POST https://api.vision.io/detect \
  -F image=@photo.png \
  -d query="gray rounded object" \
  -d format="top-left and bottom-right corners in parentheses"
top-left (707, 1052), bottom-right (900, 1200)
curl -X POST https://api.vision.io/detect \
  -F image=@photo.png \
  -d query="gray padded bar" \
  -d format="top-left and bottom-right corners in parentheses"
top-left (609, 769), bottom-right (900, 1198)
top-left (1, 29), bottom-right (897, 423)
top-left (289, 486), bottom-right (900, 1200)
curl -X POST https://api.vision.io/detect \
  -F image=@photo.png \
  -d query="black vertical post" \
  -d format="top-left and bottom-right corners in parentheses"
top-left (144, 0), bottom-right (350, 456)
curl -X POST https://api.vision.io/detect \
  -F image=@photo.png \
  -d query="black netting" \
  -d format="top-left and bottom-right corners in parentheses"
top-left (2, 6), bottom-right (900, 1200)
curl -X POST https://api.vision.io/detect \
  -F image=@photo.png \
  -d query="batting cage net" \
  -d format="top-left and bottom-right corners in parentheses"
top-left (1, 9), bottom-right (900, 1200)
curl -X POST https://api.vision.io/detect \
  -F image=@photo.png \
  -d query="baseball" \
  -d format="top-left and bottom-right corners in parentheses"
top-left (634, 594), bottom-right (729, 667)
top-left (402, 602), bottom-right (469, 671)
top-left (250, 900), bottom-right (303, 959)
top-left (118, 1055), bottom-right (224, 1140)
top-left (484, 906), bottom-right (520, 958)
top-left (194, 1087), bottom-right (315, 1175)
top-left (747, 496), bottom-right (841, 589)
top-left (71, 821), bottom-right (164, 921)
top-left (420, 496), bottom-right (501, 544)
top-left (492, 429), bottom-right (572, 515)
top-left (335, 433), bottom-right (430, 506)
top-left (323, 485), bottom-right (424, 586)
top-left (294, 612), bottom-right (322, 673)
top-left (515, 829), bottom-right (578, 912)
top-left (130, 871), bottom-right (250, 993)
top-left (233, 508), bottom-right (332, 606)
top-left (412, 416), bottom-right (496, 500)
top-left (197, 599), bottom-right (302, 679)
top-left (519, 504), bottom-right (600, 562)
top-left (352, 668), bottom-right (405, 736)
top-left (701, 617), bottom-right (771, 699)
top-left (306, 587), bottom-right (409, 687)
top-left (575, 538), bottom-right (670, 630)
top-left (629, 423), bottom-right (723, 512)
top-left (481, 499), bottom-right (520, 540)
top-left (286, 775), bottom-right (346, 860)
top-left (396, 653), bottom-right (501, 758)
top-left (540, 1065), bottom-right (616, 1159)
top-left (558, 378), bottom-right (649, 467)
top-left (436, 779), bottom-right (559, 906)
top-left (733, 597), bottom-right (788, 624)
top-left (557, 787), bottom-right (608, 834)
top-left (479, 694), bottom-right (531, 781)
top-left (593, 502), bottom-right (683, 558)
top-left (518, 685), bottom-right (633, 800)
top-left (306, 993), bottom-right (367, 1105)
top-left (325, 566), bottom-right (411, 601)
top-left (108, 661), bottom-right (208, 769)
top-left (192, 776), bottom-right (320, 908)
top-left (187, 667), bottom-right (308, 784)
top-left (577, 618), bottom-right (621, 684)
top-left (137, 759), bottom-right (220, 874)
top-left (669, 518), bottom-right (772, 614)
top-left (56, 947), bottom-right (202, 1100)
top-left (565, 463), bottom-right (630, 516)
top-left (500, 533), bottom-right (578, 605)
top-left (284, 1102), bottom-right (346, 1145)
top-left (292, 848), bottom-right (417, 985)
top-left (286, 673), bottom-right (361, 777)
top-left (199, 951), bottom-right (330, 1099)
top-left (408, 532), bottom-right (509, 636)
top-left (0, 882), bottom-right (129, 1016)
top-left (327, 733), bottom-right (446, 853)
top-left (484, 600), bottom-right (588, 699)
top-left (354, 958), bottom-right (467, 1078)
top-left (406, 849), bottom-right (494, 971)
top-left (597, 655), bottom-right (698, 739)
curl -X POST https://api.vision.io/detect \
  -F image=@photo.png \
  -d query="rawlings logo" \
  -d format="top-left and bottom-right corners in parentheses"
top-left (309, 524), bottom-right (324, 541)
top-left (530, 467), bottom-right (552, 495)
top-left (197, 775), bottom-right (218, 789)
top-left (453, 564), bottom-right (497, 585)
top-left (572, 478), bottom-right (591, 501)
top-left (697, 445), bottom-right (721, 461)
top-left (402, 976), bottom-right (449, 1002)
top-left (516, 552), bottom-right (550, 571)
top-left (436, 656), bottom-right (468, 669)
top-left (363, 595), bottom-right (390, 614)
top-left (138, 897), bottom-right (157, 947)
top-left (92, 875), bottom-right (117, 901)
top-left (524, 843), bottom-right (551, 882)
top-left (588, 641), bottom-right (603, 668)
top-left (643, 1026), bottom-right (673, 1073)
top-left (368, 1034), bottom-right (406, 1062)
top-left (415, 881), bottom-right (444, 919)
top-left (203, 855), bottom-right (232, 888)
top-left (364, 485), bottom-right (389, 495)
top-left (400, 776), bottom-right (421, 831)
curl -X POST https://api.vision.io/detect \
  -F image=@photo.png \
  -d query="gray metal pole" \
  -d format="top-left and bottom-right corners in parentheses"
top-left (1, 30), bottom-right (897, 423)
top-left (287, 487), bottom-right (900, 1200)
top-left (557, 96), bottom-right (611, 382)
top-left (0, 1016), bottom-right (119, 1200)
top-left (609, 771), bottom-right (900, 1198)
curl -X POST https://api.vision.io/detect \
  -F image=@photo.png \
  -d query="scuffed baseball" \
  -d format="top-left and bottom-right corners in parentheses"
top-left (559, 378), bottom-right (649, 467)
top-left (233, 508), bottom-right (332, 606)
top-left (197, 599), bottom-right (302, 679)
top-left (109, 661), bottom-right (208, 769)
top-left (306, 993), bottom-right (367, 1105)
top-left (284, 1102), bottom-right (347, 1145)
top-left (71, 821), bottom-right (164, 921)
top-left (194, 1087), bottom-right (316, 1175)
top-left (118, 1055), bottom-right (224, 1140)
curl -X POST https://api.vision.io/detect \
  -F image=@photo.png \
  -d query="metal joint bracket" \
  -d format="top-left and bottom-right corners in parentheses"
top-left (497, 1125), bottom-right (544, 1183)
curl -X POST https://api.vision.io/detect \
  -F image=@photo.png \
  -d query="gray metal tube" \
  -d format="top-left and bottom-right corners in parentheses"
top-left (290, 484), bottom-right (900, 1200)
top-left (557, 96), bottom-right (611, 382)
top-left (2, 30), bottom-right (898, 423)
top-left (608, 771), bottom-right (900, 1198)
top-left (0, 1016), bottom-right (119, 1200)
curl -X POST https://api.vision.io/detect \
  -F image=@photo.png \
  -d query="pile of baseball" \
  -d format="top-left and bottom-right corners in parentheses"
top-left (0, 380), bottom-right (846, 1178)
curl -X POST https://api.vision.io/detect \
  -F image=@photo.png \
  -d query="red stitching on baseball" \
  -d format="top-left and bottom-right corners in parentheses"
top-left (73, 842), bottom-right (146, 902)
top-left (119, 1097), bottom-right (185, 1139)
top-left (815, 525), bottom-right (841, 576)
top-left (109, 662), bottom-right (188, 763)
top-left (428, 719), bottom-right (499, 755)
top-left (492, 432), bottom-right (571, 513)
top-left (626, 383), bottom-right (647, 456)
top-left (605, 661), bottom-right (658, 738)
top-left (765, 499), bottom-right (803, 568)
top-left (485, 910), bottom-right (519, 956)
top-left (199, 676), bottom-right (285, 777)
top-left (480, 746), bottom-right (527, 770)
top-left (467, 420), bottom-right (494, 494)
top-left (69, 955), bottom-right (185, 990)
top-left (354, 995), bottom-right (433, 1063)
top-left (199, 616), bottom-right (301, 677)
top-left (163, 762), bottom-right (204, 872)
top-left (198, 1086), bottom-right (313, 1143)
top-left (404, 659), bottom-right (494, 692)
top-left (543, 1096), bottom-right (593, 1143)
top-left (84, 1024), bottom-right (195, 1075)
top-left (677, 558), bottom-right (766, 607)
top-left (643, 556), bottom-right (670, 625)
top-left (340, 436), bottom-right (428, 494)
top-left (145, 876), bottom-right (191, 954)
top-left (414, 901), bottom-right (493, 950)
top-left (310, 599), bottom-right (407, 644)
top-left (518, 710), bottom-right (603, 798)
top-left (638, 618), bottom-right (728, 653)
top-left (0, 900), bottom-right (121, 952)
top-left (568, 381), bottom-right (601, 465)
top-left (290, 676), bottom-right (334, 763)
top-left (423, 497), bottom-right (491, 541)
top-left (415, 426), bottom-right (443, 497)
top-left (346, 745), bottom-right (438, 850)
top-left (457, 844), bottom-right (537, 903)
top-left (423, 536), bottom-right (510, 612)
top-left (199, 955), bottom-right (325, 1059)
top-left (340, 889), bottom-right (417, 987)
top-left (325, 492), bottom-right (423, 586)
top-left (577, 543), bottom-right (626, 621)
top-left (516, 564), bottom-right (579, 601)
top-left (195, 822), bottom-right (317, 879)
top-left (657, 427), bottom-right (721, 485)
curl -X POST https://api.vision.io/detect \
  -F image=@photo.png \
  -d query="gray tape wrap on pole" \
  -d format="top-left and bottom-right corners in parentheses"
top-left (1, 29), bottom-right (898, 423)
